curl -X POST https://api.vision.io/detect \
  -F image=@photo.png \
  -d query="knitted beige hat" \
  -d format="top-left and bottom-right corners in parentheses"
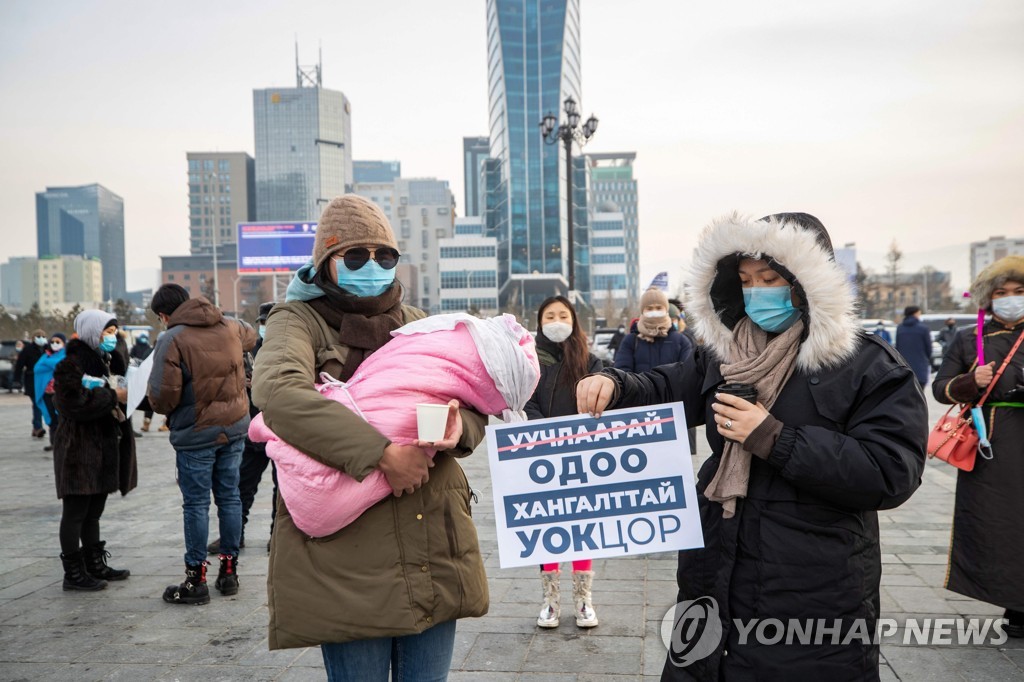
top-left (640, 287), bottom-right (668, 310)
top-left (312, 195), bottom-right (398, 270)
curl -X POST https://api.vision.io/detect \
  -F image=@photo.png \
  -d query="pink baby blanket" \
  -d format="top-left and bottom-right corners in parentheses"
top-left (249, 313), bottom-right (540, 537)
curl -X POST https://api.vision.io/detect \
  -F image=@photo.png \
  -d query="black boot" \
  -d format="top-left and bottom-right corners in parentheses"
top-left (82, 541), bottom-right (130, 581)
top-left (1006, 610), bottom-right (1024, 638)
top-left (215, 554), bottom-right (239, 596)
top-left (61, 551), bottom-right (107, 591)
top-left (162, 562), bottom-right (210, 605)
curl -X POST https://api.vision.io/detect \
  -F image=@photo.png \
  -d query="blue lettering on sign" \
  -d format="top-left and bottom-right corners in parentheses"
top-left (495, 408), bottom-right (677, 461)
top-left (504, 477), bottom-right (686, 528)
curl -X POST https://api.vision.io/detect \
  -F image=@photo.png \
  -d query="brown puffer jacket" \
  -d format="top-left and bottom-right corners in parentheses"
top-left (252, 299), bottom-right (489, 649)
top-left (147, 297), bottom-right (258, 450)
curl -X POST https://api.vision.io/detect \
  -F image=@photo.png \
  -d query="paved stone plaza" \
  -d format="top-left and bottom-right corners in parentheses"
top-left (0, 390), bottom-right (1021, 681)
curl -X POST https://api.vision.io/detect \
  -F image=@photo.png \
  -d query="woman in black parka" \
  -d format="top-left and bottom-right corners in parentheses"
top-left (53, 309), bottom-right (137, 591)
top-left (933, 255), bottom-right (1024, 638)
top-left (577, 213), bottom-right (927, 681)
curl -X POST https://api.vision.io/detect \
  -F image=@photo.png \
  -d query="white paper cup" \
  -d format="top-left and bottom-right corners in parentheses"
top-left (416, 403), bottom-right (450, 442)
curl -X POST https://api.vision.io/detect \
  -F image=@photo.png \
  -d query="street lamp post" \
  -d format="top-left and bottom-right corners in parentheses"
top-left (540, 96), bottom-right (598, 300)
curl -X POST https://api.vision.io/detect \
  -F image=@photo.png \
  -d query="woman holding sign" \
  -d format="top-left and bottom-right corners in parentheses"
top-left (525, 295), bottom-right (604, 629)
top-left (577, 213), bottom-right (927, 680)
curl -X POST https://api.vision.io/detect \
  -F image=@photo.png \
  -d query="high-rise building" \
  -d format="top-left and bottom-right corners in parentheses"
top-left (484, 0), bottom-right (587, 310)
top-left (1, 255), bottom-right (103, 312)
top-left (352, 178), bottom-right (455, 312)
top-left (462, 137), bottom-right (489, 217)
top-left (186, 152), bottom-right (255, 255)
top-left (353, 160), bottom-right (401, 184)
top-left (588, 152), bottom-right (640, 307)
top-left (253, 54), bottom-right (352, 222)
top-left (439, 217), bottom-right (499, 316)
top-left (971, 235), bottom-right (1024, 281)
top-left (35, 183), bottom-right (125, 299)
top-left (589, 205), bottom-right (628, 317)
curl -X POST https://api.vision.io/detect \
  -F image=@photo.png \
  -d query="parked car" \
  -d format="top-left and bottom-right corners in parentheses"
top-left (590, 327), bottom-right (619, 365)
top-left (919, 313), bottom-right (984, 370)
top-left (0, 340), bottom-right (21, 391)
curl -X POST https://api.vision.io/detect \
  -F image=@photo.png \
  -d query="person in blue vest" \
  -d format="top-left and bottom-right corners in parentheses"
top-left (895, 306), bottom-right (932, 387)
top-left (613, 287), bottom-right (693, 373)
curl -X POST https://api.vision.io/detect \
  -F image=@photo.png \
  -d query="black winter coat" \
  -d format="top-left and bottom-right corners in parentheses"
top-left (525, 337), bottom-right (602, 420)
top-left (933, 319), bottom-right (1024, 612)
top-left (607, 335), bottom-right (925, 680)
top-left (613, 326), bottom-right (693, 374)
top-left (895, 316), bottom-right (932, 385)
top-left (14, 343), bottom-right (43, 397)
top-left (52, 339), bottom-right (138, 499)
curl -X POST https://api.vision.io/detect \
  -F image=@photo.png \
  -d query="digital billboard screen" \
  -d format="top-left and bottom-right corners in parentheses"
top-left (237, 222), bottom-right (317, 274)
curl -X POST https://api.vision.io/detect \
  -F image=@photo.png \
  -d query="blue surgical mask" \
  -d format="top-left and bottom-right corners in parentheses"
top-left (336, 259), bottom-right (396, 298)
top-left (258, 324), bottom-right (266, 339)
top-left (992, 295), bottom-right (1024, 323)
top-left (99, 334), bottom-right (118, 352)
top-left (743, 286), bottom-right (801, 333)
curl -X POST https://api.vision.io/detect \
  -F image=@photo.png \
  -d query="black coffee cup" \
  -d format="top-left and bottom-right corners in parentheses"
top-left (717, 383), bottom-right (758, 404)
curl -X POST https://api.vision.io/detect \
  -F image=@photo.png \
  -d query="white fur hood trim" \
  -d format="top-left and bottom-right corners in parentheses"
top-left (685, 212), bottom-right (861, 373)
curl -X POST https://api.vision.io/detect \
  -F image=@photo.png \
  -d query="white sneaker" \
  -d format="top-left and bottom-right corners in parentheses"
top-left (572, 570), bottom-right (599, 628)
top-left (537, 570), bottom-right (560, 628)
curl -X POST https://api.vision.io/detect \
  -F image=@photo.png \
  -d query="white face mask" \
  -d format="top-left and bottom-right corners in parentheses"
top-left (643, 310), bottom-right (667, 319)
top-left (34, 336), bottom-right (46, 346)
top-left (542, 322), bottom-right (573, 344)
top-left (50, 342), bottom-right (64, 352)
top-left (992, 295), bottom-right (1024, 323)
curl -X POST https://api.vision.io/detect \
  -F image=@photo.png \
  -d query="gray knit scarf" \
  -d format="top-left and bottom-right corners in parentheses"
top-left (704, 317), bottom-right (804, 518)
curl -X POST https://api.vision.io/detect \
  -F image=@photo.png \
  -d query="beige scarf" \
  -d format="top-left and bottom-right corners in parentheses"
top-left (704, 317), bottom-right (804, 518)
top-left (637, 314), bottom-right (671, 342)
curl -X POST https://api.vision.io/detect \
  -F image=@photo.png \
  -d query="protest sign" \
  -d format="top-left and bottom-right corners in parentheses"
top-left (485, 402), bottom-right (703, 568)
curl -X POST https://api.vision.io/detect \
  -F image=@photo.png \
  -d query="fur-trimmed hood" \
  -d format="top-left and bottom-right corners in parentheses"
top-left (685, 212), bottom-right (861, 372)
top-left (970, 255), bottom-right (1024, 311)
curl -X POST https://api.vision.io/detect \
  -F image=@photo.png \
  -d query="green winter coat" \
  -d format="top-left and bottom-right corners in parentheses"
top-left (251, 299), bottom-right (489, 649)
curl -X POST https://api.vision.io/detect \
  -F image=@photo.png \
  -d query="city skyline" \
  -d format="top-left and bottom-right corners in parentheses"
top-left (1, 0), bottom-right (1022, 298)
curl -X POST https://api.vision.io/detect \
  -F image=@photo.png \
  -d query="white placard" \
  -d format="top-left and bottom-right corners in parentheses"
top-left (125, 353), bottom-right (154, 415)
top-left (485, 402), bottom-right (704, 568)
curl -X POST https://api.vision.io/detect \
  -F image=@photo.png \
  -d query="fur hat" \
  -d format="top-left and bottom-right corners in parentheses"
top-left (970, 255), bottom-right (1024, 311)
top-left (640, 288), bottom-right (669, 310)
top-left (313, 195), bottom-right (398, 270)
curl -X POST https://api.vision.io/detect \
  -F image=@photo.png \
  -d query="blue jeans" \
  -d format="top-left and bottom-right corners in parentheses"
top-left (175, 439), bottom-right (244, 565)
top-left (321, 620), bottom-right (457, 682)
top-left (31, 400), bottom-right (42, 430)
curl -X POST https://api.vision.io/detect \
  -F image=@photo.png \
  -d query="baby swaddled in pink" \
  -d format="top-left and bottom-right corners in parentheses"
top-left (248, 313), bottom-right (540, 537)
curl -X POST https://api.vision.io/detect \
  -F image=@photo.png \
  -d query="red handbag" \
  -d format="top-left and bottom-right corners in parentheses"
top-left (927, 405), bottom-right (979, 471)
top-left (928, 328), bottom-right (1024, 471)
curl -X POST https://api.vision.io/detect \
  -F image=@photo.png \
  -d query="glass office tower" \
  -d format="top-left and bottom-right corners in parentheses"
top-left (36, 183), bottom-right (125, 299)
top-left (485, 0), bottom-right (589, 310)
top-left (253, 85), bottom-right (352, 222)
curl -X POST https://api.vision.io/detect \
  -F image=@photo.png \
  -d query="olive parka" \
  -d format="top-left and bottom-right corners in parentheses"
top-left (599, 214), bottom-right (928, 681)
top-left (251, 297), bottom-right (489, 650)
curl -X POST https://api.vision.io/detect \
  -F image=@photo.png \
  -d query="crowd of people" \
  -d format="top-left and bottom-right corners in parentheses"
top-left (12, 195), bottom-right (1023, 681)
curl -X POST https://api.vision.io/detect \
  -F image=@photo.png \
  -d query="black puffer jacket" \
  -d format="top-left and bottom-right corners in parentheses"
top-left (525, 334), bottom-right (602, 420)
top-left (602, 213), bottom-right (927, 681)
top-left (52, 339), bottom-right (138, 499)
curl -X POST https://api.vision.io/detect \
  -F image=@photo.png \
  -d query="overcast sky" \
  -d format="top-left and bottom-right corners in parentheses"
top-left (1, 0), bottom-right (1022, 297)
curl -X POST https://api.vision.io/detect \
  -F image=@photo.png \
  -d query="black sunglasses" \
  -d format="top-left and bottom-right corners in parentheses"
top-left (337, 247), bottom-right (401, 271)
